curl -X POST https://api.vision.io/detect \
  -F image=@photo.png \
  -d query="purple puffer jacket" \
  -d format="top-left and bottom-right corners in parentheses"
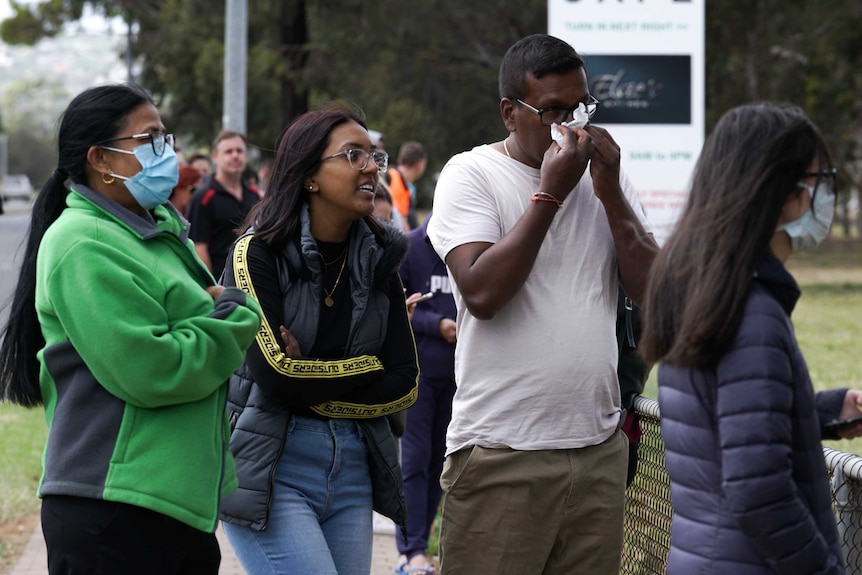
top-left (658, 252), bottom-right (846, 575)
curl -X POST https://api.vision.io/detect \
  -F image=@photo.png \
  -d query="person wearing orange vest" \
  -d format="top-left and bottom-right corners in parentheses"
top-left (387, 141), bottom-right (427, 231)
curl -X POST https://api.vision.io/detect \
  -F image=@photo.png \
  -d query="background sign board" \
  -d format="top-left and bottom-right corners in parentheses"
top-left (548, 0), bottom-right (704, 243)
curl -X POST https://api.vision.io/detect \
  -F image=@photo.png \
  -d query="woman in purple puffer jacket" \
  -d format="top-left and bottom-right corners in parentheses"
top-left (641, 102), bottom-right (862, 575)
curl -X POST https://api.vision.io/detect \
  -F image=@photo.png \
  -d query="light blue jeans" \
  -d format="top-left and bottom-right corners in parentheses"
top-left (223, 416), bottom-right (373, 575)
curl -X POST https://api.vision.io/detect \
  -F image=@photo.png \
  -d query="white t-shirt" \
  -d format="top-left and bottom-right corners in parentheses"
top-left (428, 144), bottom-right (652, 454)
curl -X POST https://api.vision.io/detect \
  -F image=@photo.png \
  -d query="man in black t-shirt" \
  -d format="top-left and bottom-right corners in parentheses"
top-left (187, 131), bottom-right (261, 280)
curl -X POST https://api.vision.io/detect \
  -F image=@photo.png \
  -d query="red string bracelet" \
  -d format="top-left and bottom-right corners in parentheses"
top-left (530, 192), bottom-right (564, 209)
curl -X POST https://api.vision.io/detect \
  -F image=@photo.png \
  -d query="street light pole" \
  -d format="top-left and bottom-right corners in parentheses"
top-left (126, 17), bottom-right (134, 83)
top-left (223, 0), bottom-right (248, 134)
top-left (0, 133), bottom-right (7, 181)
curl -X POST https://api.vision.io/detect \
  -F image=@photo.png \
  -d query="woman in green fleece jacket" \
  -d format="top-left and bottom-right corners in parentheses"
top-left (0, 84), bottom-right (262, 575)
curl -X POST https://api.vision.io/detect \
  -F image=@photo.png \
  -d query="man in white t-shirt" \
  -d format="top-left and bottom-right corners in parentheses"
top-left (427, 34), bottom-right (657, 575)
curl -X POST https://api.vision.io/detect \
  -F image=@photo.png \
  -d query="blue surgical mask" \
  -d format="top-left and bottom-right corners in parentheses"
top-left (780, 181), bottom-right (835, 251)
top-left (103, 142), bottom-right (179, 210)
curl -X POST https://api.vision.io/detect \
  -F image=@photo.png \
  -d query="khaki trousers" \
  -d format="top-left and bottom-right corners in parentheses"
top-left (438, 429), bottom-right (628, 575)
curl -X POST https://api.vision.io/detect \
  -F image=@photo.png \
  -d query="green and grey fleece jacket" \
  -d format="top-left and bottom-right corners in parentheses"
top-left (35, 184), bottom-right (261, 533)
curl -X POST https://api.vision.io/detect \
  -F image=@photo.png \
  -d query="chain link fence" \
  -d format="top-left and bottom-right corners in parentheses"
top-left (622, 396), bottom-right (862, 574)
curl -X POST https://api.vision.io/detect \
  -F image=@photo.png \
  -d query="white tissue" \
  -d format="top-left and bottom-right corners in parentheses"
top-left (550, 102), bottom-right (590, 146)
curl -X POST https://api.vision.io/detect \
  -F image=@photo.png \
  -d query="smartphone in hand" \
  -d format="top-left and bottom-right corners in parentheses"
top-left (823, 414), bottom-right (862, 432)
top-left (407, 292), bottom-right (434, 305)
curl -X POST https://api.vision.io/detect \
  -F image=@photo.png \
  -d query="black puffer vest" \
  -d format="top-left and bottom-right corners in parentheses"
top-left (219, 207), bottom-right (409, 531)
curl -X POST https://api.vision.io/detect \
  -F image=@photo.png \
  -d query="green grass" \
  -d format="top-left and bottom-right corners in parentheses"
top-left (792, 282), bottom-right (862, 455)
top-left (0, 404), bottom-right (46, 527)
top-left (0, 402), bottom-right (47, 562)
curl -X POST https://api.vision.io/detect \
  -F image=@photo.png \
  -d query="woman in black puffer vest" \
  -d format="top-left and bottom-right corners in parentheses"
top-left (218, 104), bottom-right (419, 575)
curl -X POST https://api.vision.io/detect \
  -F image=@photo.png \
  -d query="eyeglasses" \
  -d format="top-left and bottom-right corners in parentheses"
top-left (516, 96), bottom-right (600, 126)
top-left (798, 167), bottom-right (837, 210)
top-left (99, 132), bottom-right (175, 157)
top-left (802, 168), bottom-right (837, 188)
top-left (323, 149), bottom-right (389, 173)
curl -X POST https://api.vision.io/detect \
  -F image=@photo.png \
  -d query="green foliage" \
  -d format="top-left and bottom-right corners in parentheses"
top-left (133, 0), bottom-right (309, 154)
top-left (6, 127), bottom-right (58, 188)
top-left (0, 0), bottom-right (83, 44)
top-left (3, 0), bottom-right (862, 217)
top-left (0, 79), bottom-right (64, 188)
top-left (0, 0), bottom-right (546, 184)
top-left (305, 0), bottom-right (546, 202)
top-left (704, 0), bottom-right (862, 234)
top-left (1, 78), bottom-right (66, 134)
top-left (0, 5), bottom-right (43, 45)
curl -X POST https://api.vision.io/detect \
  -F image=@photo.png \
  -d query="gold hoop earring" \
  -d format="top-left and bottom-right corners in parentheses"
top-left (102, 173), bottom-right (115, 185)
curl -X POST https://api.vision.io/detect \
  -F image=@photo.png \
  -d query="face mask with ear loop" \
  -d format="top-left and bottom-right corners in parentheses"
top-left (100, 142), bottom-right (180, 210)
top-left (779, 180), bottom-right (835, 251)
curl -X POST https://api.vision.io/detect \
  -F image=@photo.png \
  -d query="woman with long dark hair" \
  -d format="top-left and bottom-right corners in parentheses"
top-left (641, 102), bottom-right (862, 574)
top-left (0, 84), bottom-right (262, 574)
top-left (218, 104), bottom-right (419, 574)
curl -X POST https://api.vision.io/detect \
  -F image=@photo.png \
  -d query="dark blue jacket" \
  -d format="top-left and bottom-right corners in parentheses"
top-left (399, 216), bottom-right (456, 382)
top-left (659, 252), bottom-right (846, 574)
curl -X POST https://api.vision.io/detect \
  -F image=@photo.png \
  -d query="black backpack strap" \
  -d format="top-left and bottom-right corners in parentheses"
top-left (624, 295), bottom-right (636, 348)
top-left (616, 286), bottom-right (652, 405)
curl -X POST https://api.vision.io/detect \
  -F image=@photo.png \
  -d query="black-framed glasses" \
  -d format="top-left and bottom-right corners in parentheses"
top-left (516, 96), bottom-right (600, 126)
top-left (802, 168), bottom-right (837, 187)
top-left (323, 149), bottom-right (389, 173)
top-left (99, 132), bottom-right (175, 157)
top-left (799, 167), bottom-right (838, 211)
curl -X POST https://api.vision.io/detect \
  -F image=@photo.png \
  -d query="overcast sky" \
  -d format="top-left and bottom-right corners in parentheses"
top-left (0, 0), bottom-right (13, 21)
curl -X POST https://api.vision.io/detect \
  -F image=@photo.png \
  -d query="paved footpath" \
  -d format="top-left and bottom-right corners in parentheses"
top-left (9, 513), bottom-right (402, 575)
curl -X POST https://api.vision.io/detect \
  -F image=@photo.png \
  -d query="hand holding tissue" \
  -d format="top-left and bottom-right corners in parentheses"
top-left (550, 102), bottom-right (590, 146)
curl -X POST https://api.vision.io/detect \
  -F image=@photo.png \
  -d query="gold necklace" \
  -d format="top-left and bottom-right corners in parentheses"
top-left (321, 247), bottom-right (347, 266)
top-left (503, 137), bottom-right (512, 158)
top-left (323, 251), bottom-right (348, 307)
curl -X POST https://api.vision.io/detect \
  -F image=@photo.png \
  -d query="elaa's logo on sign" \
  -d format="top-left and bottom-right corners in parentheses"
top-left (586, 55), bottom-right (691, 124)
